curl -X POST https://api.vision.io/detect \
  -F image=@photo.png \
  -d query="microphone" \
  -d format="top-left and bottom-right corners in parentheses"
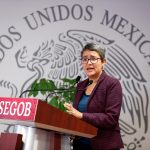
top-left (45, 79), bottom-right (93, 102)
top-left (70, 76), bottom-right (81, 88)
top-left (75, 76), bottom-right (81, 85)
top-left (85, 80), bottom-right (93, 88)
top-left (76, 80), bottom-right (93, 93)
top-left (19, 76), bottom-right (81, 98)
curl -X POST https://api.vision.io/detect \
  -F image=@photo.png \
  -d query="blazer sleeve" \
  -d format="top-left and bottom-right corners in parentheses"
top-left (82, 78), bottom-right (122, 129)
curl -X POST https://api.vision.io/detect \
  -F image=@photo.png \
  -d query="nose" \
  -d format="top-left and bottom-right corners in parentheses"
top-left (87, 59), bottom-right (92, 64)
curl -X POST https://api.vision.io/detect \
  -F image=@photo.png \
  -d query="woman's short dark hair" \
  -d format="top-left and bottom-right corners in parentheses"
top-left (81, 43), bottom-right (106, 61)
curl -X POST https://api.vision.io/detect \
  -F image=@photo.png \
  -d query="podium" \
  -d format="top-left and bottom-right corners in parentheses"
top-left (0, 97), bottom-right (97, 150)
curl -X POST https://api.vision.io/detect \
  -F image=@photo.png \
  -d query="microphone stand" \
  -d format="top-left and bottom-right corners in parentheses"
top-left (19, 76), bottom-right (81, 100)
top-left (45, 76), bottom-right (81, 102)
top-left (45, 88), bottom-right (76, 103)
top-left (45, 80), bottom-right (93, 103)
top-left (19, 89), bottom-right (53, 98)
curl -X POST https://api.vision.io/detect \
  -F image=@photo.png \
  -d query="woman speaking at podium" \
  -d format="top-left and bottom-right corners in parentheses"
top-left (64, 43), bottom-right (124, 150)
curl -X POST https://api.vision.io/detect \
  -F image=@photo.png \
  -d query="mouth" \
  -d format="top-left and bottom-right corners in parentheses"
top-left (87, 67), bottom-right (94, 71)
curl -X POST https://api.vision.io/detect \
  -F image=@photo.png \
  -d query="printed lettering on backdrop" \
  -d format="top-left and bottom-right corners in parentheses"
top-left (0, 1), bottom-right (150, 150)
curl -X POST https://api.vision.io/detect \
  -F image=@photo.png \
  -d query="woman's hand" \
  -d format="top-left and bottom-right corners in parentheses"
top-left (64, 102), bottom-right (83, 119)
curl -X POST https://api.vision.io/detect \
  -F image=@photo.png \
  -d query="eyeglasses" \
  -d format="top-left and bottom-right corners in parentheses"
top-left (81, 57), bottom-right (101, 64)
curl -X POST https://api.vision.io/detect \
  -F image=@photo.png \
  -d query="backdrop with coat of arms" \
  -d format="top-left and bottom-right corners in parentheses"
top-left (0, 0), bottom-right (150, 150)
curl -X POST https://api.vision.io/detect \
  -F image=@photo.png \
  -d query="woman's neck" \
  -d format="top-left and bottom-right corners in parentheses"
top-left (89, 70), bottom-right (103, 83)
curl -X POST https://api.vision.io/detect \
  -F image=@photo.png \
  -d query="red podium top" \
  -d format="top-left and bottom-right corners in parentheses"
top-left (0, 97), bottom-right (97, 138)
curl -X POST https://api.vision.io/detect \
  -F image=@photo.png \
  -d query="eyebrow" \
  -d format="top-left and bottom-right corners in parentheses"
top-left (82, 55), bottom-right (99, 58)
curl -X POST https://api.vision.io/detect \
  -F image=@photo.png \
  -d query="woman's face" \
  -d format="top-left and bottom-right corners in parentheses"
top-left (81, 49), bottom-right (105, 79)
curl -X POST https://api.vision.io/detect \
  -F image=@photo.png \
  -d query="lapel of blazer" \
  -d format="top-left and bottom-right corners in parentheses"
top-left (87, 71), bottom-right (106, 103)
top-left (74, 79), bottom-right (89, 108)
top-left (74, 71), bottom-right (107, 109)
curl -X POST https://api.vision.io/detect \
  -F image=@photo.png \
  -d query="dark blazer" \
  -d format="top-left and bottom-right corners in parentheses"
top-left (73, 71), bottom-right (124, 150)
